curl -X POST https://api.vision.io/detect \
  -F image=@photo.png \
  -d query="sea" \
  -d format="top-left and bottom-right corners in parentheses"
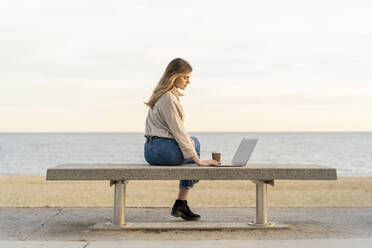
top-left (0, 132), bottom-right (371, 176)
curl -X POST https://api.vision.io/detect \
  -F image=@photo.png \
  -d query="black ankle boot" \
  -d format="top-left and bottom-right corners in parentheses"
top-left (171, 200), bottom-right (200, 221)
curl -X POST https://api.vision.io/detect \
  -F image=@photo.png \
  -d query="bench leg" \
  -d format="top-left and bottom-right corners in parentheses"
top-left (112, 180), bottom-right (128, 226)
top-left (256, 180), bottom-right (268, 225)
top-left (249, 180), bottom-right (275, 227)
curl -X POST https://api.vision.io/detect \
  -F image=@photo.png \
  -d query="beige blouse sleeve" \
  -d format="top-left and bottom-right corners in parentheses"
top-left (158, 94), bottom-right (197, 159)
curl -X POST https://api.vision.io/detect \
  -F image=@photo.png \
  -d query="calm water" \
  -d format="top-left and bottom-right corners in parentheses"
top-left (0, 132), bottom-right (371, 176)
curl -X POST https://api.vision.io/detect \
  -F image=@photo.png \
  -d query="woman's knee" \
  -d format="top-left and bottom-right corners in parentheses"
top-left (190, 136), bottom-right (200, 156)
top-left (190, 136), bottom-right (200, 145)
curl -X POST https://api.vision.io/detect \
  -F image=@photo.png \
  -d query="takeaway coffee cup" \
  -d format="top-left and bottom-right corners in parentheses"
top-left (211, 151), bottom-right (221, 162)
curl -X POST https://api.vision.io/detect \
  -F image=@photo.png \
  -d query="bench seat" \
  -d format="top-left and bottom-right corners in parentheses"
top-left (46, 163), bottom-right (337, 181)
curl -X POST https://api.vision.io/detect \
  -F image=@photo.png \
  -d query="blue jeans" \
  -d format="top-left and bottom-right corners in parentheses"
top-left (144, 136), bottom-right (200, 189)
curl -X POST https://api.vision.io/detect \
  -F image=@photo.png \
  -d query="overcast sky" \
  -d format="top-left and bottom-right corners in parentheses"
top-left (1, 0), bottom-right (371, 132)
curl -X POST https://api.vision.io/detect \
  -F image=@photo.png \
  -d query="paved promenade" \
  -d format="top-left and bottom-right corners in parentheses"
top-left (0, 207), bottom-right (371, 247)
top-left (0, 239), bottom-right (371, 248)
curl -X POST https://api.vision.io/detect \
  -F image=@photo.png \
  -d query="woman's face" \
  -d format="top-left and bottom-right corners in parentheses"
top-left (174, 72), bottom-right (191, 90)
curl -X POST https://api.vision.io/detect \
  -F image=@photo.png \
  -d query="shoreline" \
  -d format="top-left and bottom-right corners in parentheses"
top-left (1, 175), bottom-right (372, 208)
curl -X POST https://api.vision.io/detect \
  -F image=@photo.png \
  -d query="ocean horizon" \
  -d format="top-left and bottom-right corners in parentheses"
top-left (0, 132), bottom-right (371, 176)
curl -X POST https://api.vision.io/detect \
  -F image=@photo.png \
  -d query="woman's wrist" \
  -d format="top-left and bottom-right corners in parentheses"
top-left (192, 155), bottom-right (201, 165)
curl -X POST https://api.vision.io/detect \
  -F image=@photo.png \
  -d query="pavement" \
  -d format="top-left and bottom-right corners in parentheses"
top-left (0, 239), bottom-right (372, 248)
top-left (0, 207), bottom-right (372, 247)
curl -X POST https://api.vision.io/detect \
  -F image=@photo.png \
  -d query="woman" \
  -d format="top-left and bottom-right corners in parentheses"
top-left (144, 58), bottom-right (221, 221)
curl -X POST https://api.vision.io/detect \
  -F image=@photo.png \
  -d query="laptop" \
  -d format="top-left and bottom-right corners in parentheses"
top-left (211, 138), bottom-right (258, 167)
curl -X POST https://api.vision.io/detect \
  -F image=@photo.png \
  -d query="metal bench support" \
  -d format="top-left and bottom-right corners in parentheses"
top-left (250, 180), bottom-right (275, 227)
top-left (256, 180), bottom-right (268, 225)
top-left (97, 178), bottom-right (288, 230)
top-left (111, 180), bottom-right (128, 226)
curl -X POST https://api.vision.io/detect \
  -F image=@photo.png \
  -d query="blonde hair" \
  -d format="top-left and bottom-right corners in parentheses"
top-left (145, 58), bottom-right (192, 108)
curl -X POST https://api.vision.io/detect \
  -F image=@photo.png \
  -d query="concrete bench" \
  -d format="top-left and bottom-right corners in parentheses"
top-left (46, 163), bottom-right (337, 230)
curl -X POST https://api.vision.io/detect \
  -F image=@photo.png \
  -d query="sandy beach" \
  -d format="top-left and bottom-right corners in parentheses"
top-left (1, 175), bottom-right (371, 207)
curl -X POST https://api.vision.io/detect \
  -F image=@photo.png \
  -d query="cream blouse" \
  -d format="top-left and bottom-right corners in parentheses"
top-left (145, 89), bottom-right (197, 159)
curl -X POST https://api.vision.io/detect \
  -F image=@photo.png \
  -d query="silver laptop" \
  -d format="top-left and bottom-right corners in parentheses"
top-left (211, 138), bottom-right (258, 167)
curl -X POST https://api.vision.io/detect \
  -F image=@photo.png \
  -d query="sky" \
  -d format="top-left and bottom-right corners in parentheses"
top-left (1, 0), bottom-right (372, 132)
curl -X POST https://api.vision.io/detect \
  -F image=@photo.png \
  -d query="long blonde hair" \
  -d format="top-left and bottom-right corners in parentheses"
top-left (145, 58), bottom-right (192, 108)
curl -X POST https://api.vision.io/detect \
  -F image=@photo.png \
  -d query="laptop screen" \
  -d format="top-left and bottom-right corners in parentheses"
top-left (231, 138), bottom-right (258, 166)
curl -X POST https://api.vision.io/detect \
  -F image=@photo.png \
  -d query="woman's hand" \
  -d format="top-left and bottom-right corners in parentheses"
top-left (192, 155), bottom-right (221, 166)
top-left (197, 160), bottom-right (221, 166)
